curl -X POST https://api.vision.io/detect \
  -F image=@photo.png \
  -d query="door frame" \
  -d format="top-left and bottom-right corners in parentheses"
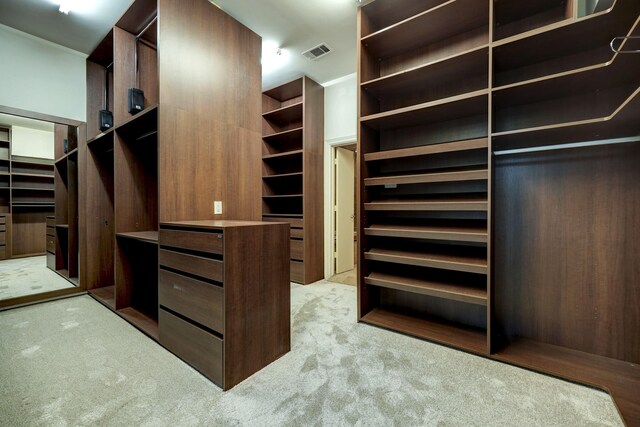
top-left (324, 136), bottom-right (357, 279)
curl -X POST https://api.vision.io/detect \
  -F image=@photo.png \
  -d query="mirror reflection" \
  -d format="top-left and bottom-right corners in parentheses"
top-left (0, 113), bottom-right (78, 302)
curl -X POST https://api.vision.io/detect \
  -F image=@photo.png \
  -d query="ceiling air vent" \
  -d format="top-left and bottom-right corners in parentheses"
top-left (302, 43), bottom-right (333, 61)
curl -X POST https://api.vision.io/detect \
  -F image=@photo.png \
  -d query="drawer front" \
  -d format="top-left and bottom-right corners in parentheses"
top-left (0, 233), bottom-right (5, 246)
top-left (290, 239), bottom-right (304, 261)
top-left (290, 227), bottom-right (303, 239)
top-left (47, 226), bottom-right (55, 237)
top-left (47, 252), bottom-right (55, 269)
top-left (0, 246), bottom-right (6, 260)
top-left (0, 216), bottom-right (6, 225)
top-left (0, 224), bottom-right (5, 232)
top-left (159, 269), bottom-right (224, 333)
top-left (262, 216), bottom-right (303, 229)
top-left (46, 217), bottom-right (55, 227)
top-left (159, 229), bottom-right (223, 255)
top-left (159, 309), bottom-right (223, 386)
top-left (47, 236), bottom-right (56, 254)
top-left (291, 260), bottom-right (304, 283)
top-left (159, 249), bottom-right (223, 283)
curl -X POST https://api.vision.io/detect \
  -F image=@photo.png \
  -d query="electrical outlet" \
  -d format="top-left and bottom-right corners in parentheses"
top-left (214, 201), bottom-right (223, 215)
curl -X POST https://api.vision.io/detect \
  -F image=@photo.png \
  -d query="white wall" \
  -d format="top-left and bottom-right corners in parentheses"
top-left (11, 126), bottom-right (54, 160)
top-left (0, 24), bottom-right (86, 122)
top-left (323, 73), bottom-right (358, 278)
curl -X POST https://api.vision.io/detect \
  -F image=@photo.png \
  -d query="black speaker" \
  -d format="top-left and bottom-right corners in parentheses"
top-left (99, 110), bottom-right (113, 132)
top-left (128, 88), bottom-right (145, 114)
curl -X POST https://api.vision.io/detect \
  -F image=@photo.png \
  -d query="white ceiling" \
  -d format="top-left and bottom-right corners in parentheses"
top-left (0, 0), bottom-right (134, 54)
top-left (0, 0), bottom-right (357, 89)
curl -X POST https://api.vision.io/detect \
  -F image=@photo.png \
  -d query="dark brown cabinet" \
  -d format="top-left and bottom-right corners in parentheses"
top-left (158, 221), bottom-right (291, 390)
top-left (261, 77), bottom-right (324, 285)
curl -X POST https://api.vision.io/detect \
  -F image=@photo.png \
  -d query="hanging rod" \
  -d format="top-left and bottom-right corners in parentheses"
top-left (610, 36), bottom-right (640, 53)
top-left (494, 136), bottom-right (640, 156)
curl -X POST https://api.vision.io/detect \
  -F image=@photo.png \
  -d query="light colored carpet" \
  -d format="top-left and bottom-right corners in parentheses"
top-left (330, 268), bottom-right (356, 286)
top-left (0, 281), bottom-right (623, 426)
top-left (0, 256), bottom-right (74, 301)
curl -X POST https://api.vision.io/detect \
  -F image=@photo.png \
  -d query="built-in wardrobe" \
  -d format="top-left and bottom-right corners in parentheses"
top-left (357, 0), bottom-right (640, 424)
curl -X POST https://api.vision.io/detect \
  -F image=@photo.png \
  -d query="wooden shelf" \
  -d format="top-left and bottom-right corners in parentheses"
top-left (493, 339), bottom-right (640, 424)
top-left (361, 45), bottom-right (489, 99)
top-left (262, 102), bottom-right (303, 126)
top-left (263, 127), bottom-right (303, 143)
top-left (263, 172), bottom-right (304, 180)
top-left (116, 104), bottom-right (158, 140)
top-left (263, 78), bottom-right (303, 102)
top-left (87, 128), bottom-right (115, 147)
top-left (492, 0), bottom-right (640, 85)
top-left (10, 156), bottom-right (54, 166)
top-left (365, 224), bottom-right (487, 243)
top-left (117, 307), bottom-right (159, 341)
top-left (262, 194), bottom-right (303, 199)
top-left (365, 248), bottom-right (487, 275)
top-left (365, 169), bottom-right (487, 187)
top-left (493, 0), bottom-right (572, 41)
top-left (262, 213), bottom-right (303, 218)
top-left (361, 90), bottom-right (489, 131)
top-left (361, 308), bottom-right (487, 354)
top-left (11, 172), bottom-right (54, 179)
top-left (492, 85), bottom-right (640, 150)
top-left (493, 52), bottom-right (640, 106)
top-left (11, 187), bottom-right (55, 192)
top-left (262, 149), bottom-right (304, 161)
top-left (364, 138), bottom-right (489, 162)
top-left (116, 231), bottom-right (158, 244)
top-left (365, 198), bottom-right (487, 212)
top-left (361, 0), bottom-right (488, 60)
top-left (87, 129), bottom-right (115, 151)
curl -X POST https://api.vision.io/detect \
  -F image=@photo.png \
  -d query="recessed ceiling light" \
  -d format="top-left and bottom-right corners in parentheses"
top-left (51, 0), bottom-right (96, 15)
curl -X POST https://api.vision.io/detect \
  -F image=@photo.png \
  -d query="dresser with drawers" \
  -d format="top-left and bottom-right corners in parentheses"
top-left (46, 216), bottom-right (55, 270)
top-left (0, 214), bottom-right (9, 260)
top-left (158, 220), bottom-right (290, 390)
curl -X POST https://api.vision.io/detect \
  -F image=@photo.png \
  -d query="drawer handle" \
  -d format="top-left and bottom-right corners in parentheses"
top-left (217, 234), bottom-right (222, 239)
top-left (173, 285), bottom-right (184, 292)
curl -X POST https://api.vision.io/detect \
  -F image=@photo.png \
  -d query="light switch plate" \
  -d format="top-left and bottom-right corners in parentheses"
top-left (214, 201), bottom-right (223, 215)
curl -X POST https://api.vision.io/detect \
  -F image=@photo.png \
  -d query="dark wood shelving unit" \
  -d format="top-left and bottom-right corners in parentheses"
top-left (84, 0), bottom-right (273, 389)
top-left (358, 0), bottom-right (640, 423)
top-left (262, 76), bottom-right (324, 284)
top-left (10, 156), bottom-right (55, 257)
top-left (358, 0), bottom-right (491, 358)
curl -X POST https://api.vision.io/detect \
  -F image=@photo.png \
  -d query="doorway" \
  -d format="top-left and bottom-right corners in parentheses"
top-left (330, 144), bottom-right (356, 286)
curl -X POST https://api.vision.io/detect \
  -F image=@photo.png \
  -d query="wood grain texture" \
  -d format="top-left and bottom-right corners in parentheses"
top-left (159, 308), bottom-right (223, 386)
top-left (301, 77), bottom-right (324, 284)
top-left (159, 269), bottom-right (224, 333)
top-left (114, 27), bottom-right (137, 127)
top-left (494, 143), bottom-right (640, 363)
top-left (222, 223), bottom-right (290, 389)
top-left (159, 249), bottom-right (223, 282)
top-left (85, 137), bottom-right (115, 290)
top-left (158, 221), bottom-right (290, 390)
top-left (158, 0), bottom-right (262, 222)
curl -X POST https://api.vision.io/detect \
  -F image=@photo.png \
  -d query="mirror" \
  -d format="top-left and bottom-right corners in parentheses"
top-left (0, 109), bottom-right (83, 308)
